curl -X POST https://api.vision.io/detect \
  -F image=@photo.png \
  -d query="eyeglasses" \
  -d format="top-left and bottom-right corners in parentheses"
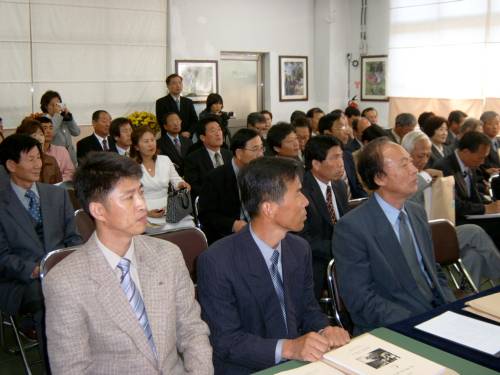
top-left (244, 145), bottom-right (265, 152)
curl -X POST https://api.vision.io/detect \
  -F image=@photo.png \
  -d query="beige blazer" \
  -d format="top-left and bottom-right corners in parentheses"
top-left (42, 233), bottom-right (213, 375)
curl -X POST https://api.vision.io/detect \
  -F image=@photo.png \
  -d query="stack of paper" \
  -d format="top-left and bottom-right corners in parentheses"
top-left (278, 334), bottom-right (447, 375)
top-left (415, 311), bottom-right (500, 357)
top-left (463, 292), bottom-right (500, 323)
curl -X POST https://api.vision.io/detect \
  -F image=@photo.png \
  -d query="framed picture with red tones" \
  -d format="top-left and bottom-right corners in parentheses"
top-left (361, 55), bottom-right (388, 101)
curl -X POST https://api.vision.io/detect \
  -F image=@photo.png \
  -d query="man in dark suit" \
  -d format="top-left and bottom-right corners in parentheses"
top-left (198, 129), bottom-right (263, 244)
top-left (156, 112), bottom-right (192, 176)
top-left (384, 113), bottom-right (417, 145)
top-left (155, 73), bottom-right (198, 138)
top-left (446, 110), bottom-right (467, 146)
top-left (184, 116), bottom-right (231, 200)
top-left (479, 111), bottom-right (500, 175)
top-left (0, 134), bottom-right (81, 370)
top-left (318, 114), bottom-right (367, 198)
top-left (346, 116), bottom-right (370, 152)
top-left (333, 138), bottom-right (455, 334)
top-left (197, 157), bottom-right (350, 374)
top-left (299, 136), bottom-right (348, 299)
top-left (76, 110), bottom-right (117, 162)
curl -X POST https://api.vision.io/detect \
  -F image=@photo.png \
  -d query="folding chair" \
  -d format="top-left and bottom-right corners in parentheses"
top-left (324, 258), bottom-right (353, 333)
top-left (40, 247), bottom-right (79, 280)
top-left (74, 209), bottom-right (95, 243)
top-left (67, 188), bottom-right (81, 210)
top-left (149, 227), bottom-right (208, 283)
top-left (428, 219), bottom-right (479, 293)
top-left (347, 197), bottom-right (368, 211)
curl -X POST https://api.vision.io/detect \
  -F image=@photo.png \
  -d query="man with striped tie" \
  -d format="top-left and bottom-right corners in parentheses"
top-left (43, 152), bottom-right (212, 374)
top-left (197, 157), bottom-right (350, 375)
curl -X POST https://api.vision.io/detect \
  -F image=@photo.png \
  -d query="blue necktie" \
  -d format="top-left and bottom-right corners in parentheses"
top-left (117, 258), bottom-right (158, 359)
top-left (173, 137), bottom-right (181, 154)
top-left (25, 189), bottom-right (42, 224)
top-left (270, 250), bottom-right (287, 332)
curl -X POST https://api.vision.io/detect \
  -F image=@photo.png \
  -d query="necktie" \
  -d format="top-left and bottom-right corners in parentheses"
top-left (117, 258), bottom-right (158, 359)
top-left (25, 189), bottom-right (42, 224)
top-left (173, 137), bottom-right (182, 154)
top-left (326, 186), bottom-right (337, 224)
top-left (102, 138), bottom-right (109, 151)
top-left (342, 172), bottom-right (352, 200)
top-left (398, 212), bottom-right (433, 302)
top-left (124, 150), bottom-right (129, 157)
top-left (214, 152), bottom-right (223, 167)
top-left (175, 98), bottom-right (181, 111)
top-left (463, 170), bottom-right (471, 197)
top-left (270, 250), bottom-right (287, 332)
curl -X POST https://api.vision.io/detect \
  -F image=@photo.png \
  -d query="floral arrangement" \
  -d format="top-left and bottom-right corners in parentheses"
top-left (128, 111), bottom-right (159, 134)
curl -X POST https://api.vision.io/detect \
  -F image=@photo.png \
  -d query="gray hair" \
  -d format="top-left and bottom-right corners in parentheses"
top-left (480, 111), bottom-right (498, 124)
top-left (459, 117), bottom-right (483, 135)
top-left (401, 130), bottom-right (431, 154)
top-left (395, 113), bottom-right (417, 128)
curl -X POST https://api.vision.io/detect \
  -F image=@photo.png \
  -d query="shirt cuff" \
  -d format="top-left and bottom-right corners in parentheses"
top-left (275, 339), bottom-right (284, 364)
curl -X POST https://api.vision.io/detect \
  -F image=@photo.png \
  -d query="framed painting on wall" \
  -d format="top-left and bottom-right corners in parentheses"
top-left (175, 60), bottom-right (218, 103)
top-left (279, 56), bottom-right (308, 101)
top-left (361, 55), bottom-right (388, 101)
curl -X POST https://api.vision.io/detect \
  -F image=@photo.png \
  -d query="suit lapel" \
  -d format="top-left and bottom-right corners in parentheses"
top-left (281, 237), bottom-right (299, 337)
top-left (88, 235), bottom-right (157, 366)
top-left (3, 185), bottom-right (42, 246)
top-left (38, 184), bottom-right (53, 250)
top-left (306, 173), bottom-right (333, 225)
top-left (450, 154), bottom-right (469, 198)
top-left (237, 228), bottom-right (288, 338)
top-left (201, 148), bottom-right (215, 170)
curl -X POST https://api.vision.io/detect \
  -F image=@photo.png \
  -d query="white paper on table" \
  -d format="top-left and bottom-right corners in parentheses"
top-left (415, 311), bottom-right (500, 357)
top-left (277, 361), bottom-right (344, 374)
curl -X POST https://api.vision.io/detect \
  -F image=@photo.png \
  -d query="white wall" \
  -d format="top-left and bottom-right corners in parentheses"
top-left (347, 0), bottom-right (390, 127)
top-left (168, 0), bottom-right (316, 123)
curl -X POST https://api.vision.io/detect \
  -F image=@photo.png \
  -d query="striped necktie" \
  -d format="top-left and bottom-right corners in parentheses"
top-left (270, 250), bottom-right (287, 332)
top-left (214, 152), bottom-right (223, 167)
top-left (102, 138), bottom-right (109, 151)
top-left (326, 185), bottom-right (337, 224)
top-left (117, 258), bottom-right (158, 359)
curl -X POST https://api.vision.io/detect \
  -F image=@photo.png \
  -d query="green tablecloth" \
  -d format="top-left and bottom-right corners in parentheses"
top-left (253, 327), bottom-right (498, 375)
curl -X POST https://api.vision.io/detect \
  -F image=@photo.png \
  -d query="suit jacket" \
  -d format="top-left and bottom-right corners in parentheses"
top-left (184, 147), bottom-right (232, 200)
top-left (76, 133), bottom-right (118, 162)
top-left (198, 162), bottom-right (241, 244)
top-left (434, 152), bottom-right (485, 222)
top-left (343, 150), bottom-right (368, 198)
top-left (0, 165), bottom-right (8, 191)
top-left (300, 171), bottom-right (348, 261)
top-left (155, 95), bottom-right (198, 135)
top-left (345, 137), bottom-right (362, 152)
top-left (332, 196), bottom-right (455, 334)
top-left (384, 128), bottom-right (399, 143)
top-left (425, 144), bottom-right (453, 169)
top-left (0, 183), bottom-right (81, 313)
top-left (481, 137), bottom-right (500, 171)
top-left (42, 234), bottom-right (213, 375)
top-left (197, 227), bottom-right (328, 374)
top-left (156, 134), bottom-right (193, 176)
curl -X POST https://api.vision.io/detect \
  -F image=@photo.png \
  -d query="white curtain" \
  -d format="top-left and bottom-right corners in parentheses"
top-left (0, 0), bottom-right (167, 128)
top-left (388, 0), bottom-right (500, 101)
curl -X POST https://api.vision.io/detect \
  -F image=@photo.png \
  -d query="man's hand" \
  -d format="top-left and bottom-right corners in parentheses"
top-left (485, 201), bottom-right (500, 214)
top-left (485, 167), bottom-right (500, 176)
top-left (282, 332), bottom-right (330, 362)
top-left (424, 168), bottom-right (443, 181)
top-left (180, 131), bottom-right (191, 138)
top-left (31, 265), bottom-right (40, 279)
top-left (320, 326), bottom-right (350, 348)
top-left (177, 181), bottom-right (191, 191)
top-left (232, 220), bottom-right (247, 233)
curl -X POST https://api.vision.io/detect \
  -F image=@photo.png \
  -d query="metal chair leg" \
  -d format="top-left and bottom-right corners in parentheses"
top-left (456, 259), bottom-right (479, 293)
top-left (446, 265), bottom-right (461, 290)
top-left (9, 316), bottom-right (32, 375)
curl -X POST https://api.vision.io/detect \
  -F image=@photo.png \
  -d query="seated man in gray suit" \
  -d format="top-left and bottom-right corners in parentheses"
top-left (0, 134), bottom-right (81, 370)
top-left (333, 138), bottom-right (455, 334)
top-left (43, 152), bottom-right (213, 374)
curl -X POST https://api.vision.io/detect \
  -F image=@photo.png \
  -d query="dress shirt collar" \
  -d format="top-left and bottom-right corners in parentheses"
top-left (454, 149), bottom-right (469, 175)
top-left (115, 145), bottom-right (130, 156)
top-left (312, 175), bottom-right (332, 200)
top-left (95, 233), bottom-right (136, 272)
top-left (249, 224), bottom-right (283, 275)
top-left (231, 158), bottom-right (240, 177)
top-left (93, 133), bottom-right (109, 147)
top-left (167, 133), bottom-right (180, 144)
top-left (374, 192), bottom-right (406, 228)
top-left (170, 94), bottom-right (181, 102)
top-left (205, 146), bottom-right (222, 166)
top-left (10, 180), bottom-right (38, 198)
top-left (391, 129), bottom-right (401, 144)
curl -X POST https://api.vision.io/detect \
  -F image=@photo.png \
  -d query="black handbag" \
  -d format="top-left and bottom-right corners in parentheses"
top-left (166, 184), bottom-right (192, 223)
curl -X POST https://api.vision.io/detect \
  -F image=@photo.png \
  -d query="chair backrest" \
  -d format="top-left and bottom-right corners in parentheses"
top-left (40, 247), bottom-right (78, 279)
top-left (428, 219), bottom-right (460, 265)
top-left (490, 174), bottom-right (500, 200)
top-left (347, 197), bottom-right (368, 211)
top-left (67, 188), bottom-right (81, 210)
top-left (74, 209), bottom-right (95, 243)
top-left (193, 196), bottom-right (201, 228)
top-left (326, 258), bottom-right (344, 328)
top-left (149, 227), bottom-right (208, 281)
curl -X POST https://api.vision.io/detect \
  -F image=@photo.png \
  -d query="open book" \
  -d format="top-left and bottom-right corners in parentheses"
top-left (277, 333), bottom-right (452, 375)
top-left (463, 292), bottom-right (500, 323)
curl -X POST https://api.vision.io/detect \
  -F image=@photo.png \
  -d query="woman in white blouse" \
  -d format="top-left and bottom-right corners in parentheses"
top-left (131, 126), bottom-right (190, 225)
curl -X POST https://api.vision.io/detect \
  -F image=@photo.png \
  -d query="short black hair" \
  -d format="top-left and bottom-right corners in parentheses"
top-left (0, 134), bottom-right (42, 172)
top-left (458, 131), bottom-right (491, 152)
top-left (330, 109), bottom-right (343, 117)
top-left (17, 118), bottom-right (44, 136)
top-left (40, 90), bottom-right (61, 113)
top-left (395, 113), bottom-right (416, 128)
top-left (421, 116), bottom-right (447, 138)
top-left (361, 124), bottom-right (387, 143)
top-left (290, 110), bottom-right (307, 123)
top-left (292, 116), bottom-right (310, 130)
top-left (361, 107), bottom-right (377, 117)
top-left (247, 112), bottom-right (266, 126)
top-left (266, 122), bottom-right (295, 155)
top-left (304, 135), bottom-right (342, 170)
top-left (92, 110), bottom-right (109, 123)
top-left (357, 137), bottom-right (392, 191)
top-left (230, 128), bottom-right (260, 156)
top-left (260, 110), bottom-right (273, 119)
top-left (318, 113), bottom-right (340, 134)
top-left (417, 111), bottom-right (435, 127)
top-left (306, 107), bottom-right (324, 118)
top-left (205, 93), bottom-right (223, 110)
top-left (448, 110), bottom-right (467, 125)
top-left (238, 156), bottom-right (303, 219)
top-left (73, 152), bottom-right (142, 217)
top-left (197, 115), bottom-right (222, 136)
top-left (110, 117), bottom-right (132, 139)
top-left (166, 73), bottom-right (182, 85)
top-left (345, 106), bottom-right (360, 118)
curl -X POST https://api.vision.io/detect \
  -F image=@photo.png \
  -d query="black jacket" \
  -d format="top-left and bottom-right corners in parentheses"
top-left (156, 134), bottom-right (192, 176)
top-left (155, 94), bottom-right (198, 135)
top-left (76, 134), bottom-right (117, 163)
